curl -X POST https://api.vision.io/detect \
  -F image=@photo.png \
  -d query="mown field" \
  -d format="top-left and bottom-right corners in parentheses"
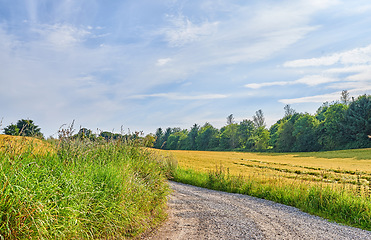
top-left (162, 149), bottom-right (371, 190)
top-left (158, 149), bottom-right (371, 230)
top-left (0, 135), bottom-right (173, 239)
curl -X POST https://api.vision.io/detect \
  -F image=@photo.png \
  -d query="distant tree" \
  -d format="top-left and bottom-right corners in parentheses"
top-left (154, 128), bottom-right (164, 149)
top-left (3, 123), bottom-right (19, 136)
top-left (77, 128), bottom-right (93, 139)
top-left (238, 119), bottom-right (255, 149)
top-left (315, 102), bottom-right (329, 122)
top-left (284, 104), bottom-right (296, 117)
top-left (275, 114), bottom-right (301, 152)
top-left (226, 114), bottom-right (234, 125)
top-left (249, 127), bottom-right (270, 151)
top-left (269, 116), bottom-right (291, 149)
top-left (219, 123), bottom-right (239, 149)
top-left (187, 124), bottom-right (199, 150)
top-left (340, 90), bottom-right (350, 105)
top-left (343, 94), bottom-right (371, 148)
top-left (143, 134), bottom-right (155, 147)
top-left (253, 109), bottom-right (266, 128)
top-left (317, 103), bottom-right (348, 150)
top-left (161, 127), bottom-right (173, 149)
top-left (167, 133), bottom-right (181, 150)
top-left (196, 123), bottom-right (219, 150)
top-left (177, 130), bottom-right (189, 150)
top-left (5, 119), bottom-right (43, 138)
top-left (292, 113), bottom-right (320, 152)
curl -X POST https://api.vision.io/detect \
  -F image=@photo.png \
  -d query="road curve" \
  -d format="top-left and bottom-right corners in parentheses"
top-left (146, 181), bottom-right (371, 240)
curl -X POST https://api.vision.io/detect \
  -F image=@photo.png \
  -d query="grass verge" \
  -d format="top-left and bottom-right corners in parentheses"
top-left (172, 165), bottom-right (371, 231)
top-left (0, 135), bottom-right (174, 239)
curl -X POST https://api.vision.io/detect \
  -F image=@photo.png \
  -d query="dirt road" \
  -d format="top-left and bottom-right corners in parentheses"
top-left (147, 181), bottom-right (371, 240)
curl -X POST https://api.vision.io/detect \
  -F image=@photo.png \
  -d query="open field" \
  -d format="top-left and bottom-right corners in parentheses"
top-left (159, 149), bottom-right (371, 190)
top-left (157, 149), bottom-right (371, 230)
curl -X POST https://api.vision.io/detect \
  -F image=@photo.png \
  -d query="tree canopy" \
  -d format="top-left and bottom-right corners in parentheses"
top-left (3, 119), bottom-right (43, 138)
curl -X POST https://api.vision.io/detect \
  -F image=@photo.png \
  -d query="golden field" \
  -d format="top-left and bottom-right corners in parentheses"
top-left (0, 134), bottom-right (54, 155)
top-left (158, 149), bottom-right (371, 188)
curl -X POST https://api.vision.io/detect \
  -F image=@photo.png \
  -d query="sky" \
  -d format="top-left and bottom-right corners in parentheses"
top-left (1, 0), bottom-right (371, 137)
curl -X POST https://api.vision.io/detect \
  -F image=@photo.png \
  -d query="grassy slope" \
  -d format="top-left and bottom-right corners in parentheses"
top-left (0, 135), bottom-right (173, 239)
top-left (160, 148), bottom-right (371, 231)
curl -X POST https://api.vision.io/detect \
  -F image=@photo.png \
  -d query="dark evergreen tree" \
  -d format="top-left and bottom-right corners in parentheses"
top-left (187, 124), bottom-right (199, 150)
top-left (154, 128), bottom-right (164, 149)
top-left (5, 119), bottom-right (43, 138)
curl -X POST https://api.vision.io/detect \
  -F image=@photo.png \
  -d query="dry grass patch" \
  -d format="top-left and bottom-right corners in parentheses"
top-left (0, 134), bottom-right (54, 156)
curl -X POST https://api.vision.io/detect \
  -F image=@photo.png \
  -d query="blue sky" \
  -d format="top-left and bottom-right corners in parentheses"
top-left (1, 0), bottom-right (371, 137)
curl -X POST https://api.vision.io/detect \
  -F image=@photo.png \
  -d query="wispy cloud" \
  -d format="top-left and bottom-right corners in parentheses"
top-left (279, 92), bottom-right (340, 104)
top-left (156, 58), bottom-right (172, 66)
top-left (160, 14), bottom-right (219, 47)
top-left (128, 92), bottom-right (228, 100)
top-left (32, 24), bottom-right (91, 49)
top-left (284, 44), bottom-right (371, 67)
top-left (245, 75), bottom-right (338, 89)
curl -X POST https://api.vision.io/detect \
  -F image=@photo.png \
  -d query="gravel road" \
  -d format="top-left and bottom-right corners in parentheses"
top-left (146, 181), bottom-right (371, 240)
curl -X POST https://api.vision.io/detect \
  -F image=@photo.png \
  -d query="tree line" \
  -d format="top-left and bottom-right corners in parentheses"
top-left (152, 93), bottom-right (371, 152)
top-left (1, 120), bottom-right (151, 146)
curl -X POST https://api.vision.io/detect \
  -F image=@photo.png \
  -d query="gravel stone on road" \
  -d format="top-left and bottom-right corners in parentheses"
top-left (147, 181), bottom-right (371, 240)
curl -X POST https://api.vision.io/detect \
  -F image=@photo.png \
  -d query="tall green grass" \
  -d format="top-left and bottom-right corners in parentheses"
top-left (172, 166), bottom-right (371, 231)
top-left (0, 136), bottom-right (175, 239)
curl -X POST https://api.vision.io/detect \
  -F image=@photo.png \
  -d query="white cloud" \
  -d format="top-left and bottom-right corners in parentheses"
top-left (32, 24), bottom-right (91, 49)
top-left (245, 81), bottom-right (291, 89)
top-left (156, 58), bottom-right (172, 66)
top-left (128, 92), bottom-right (228, 100)
top-left (284, 44), bottom-right (371, 67)
top-left (295, 75), bottom-right (338, 86)
top-left (279, 92), bottom-right (340, 104)
top-left (245, 75), bottom-right (338, 89)
top-left (161, 14), bottom-right (219, 47)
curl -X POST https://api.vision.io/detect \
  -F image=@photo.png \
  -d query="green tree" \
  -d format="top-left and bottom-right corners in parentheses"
top-left (292, 113), bottom-right (320, 152)
top-left (167, 133), bottom-right (180, 150)
top-left (76, 128), bottom-right (94, 140)
top-left (196, 123), bottom-right (219, 150)
top-left (275, 114), bottom-right (301, 152)
top-left (6, 119), bottom-right (43, 138)
top-left (3, 123), bottom-right (19, 136)
top-left (177, 130), bottom-right (189, 150)
top-left (219, 123), bottom-right (239, 149)
top-left (343, 95), bottom-right (371, 148)
top-left (315, 102), bottom-right (329, 122)
top-left (187, 124), bottom-right (199, 150)
top-left (143, 134), bottom-right (155, 147)
top-left (317, 103), bottom-right (348, 150)
top-left (238, 119), bottom-right (255, 149)
top-left (154, 128), bottom-right (164, 149)
top-left (249, 127), bottom-right (270, 151)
